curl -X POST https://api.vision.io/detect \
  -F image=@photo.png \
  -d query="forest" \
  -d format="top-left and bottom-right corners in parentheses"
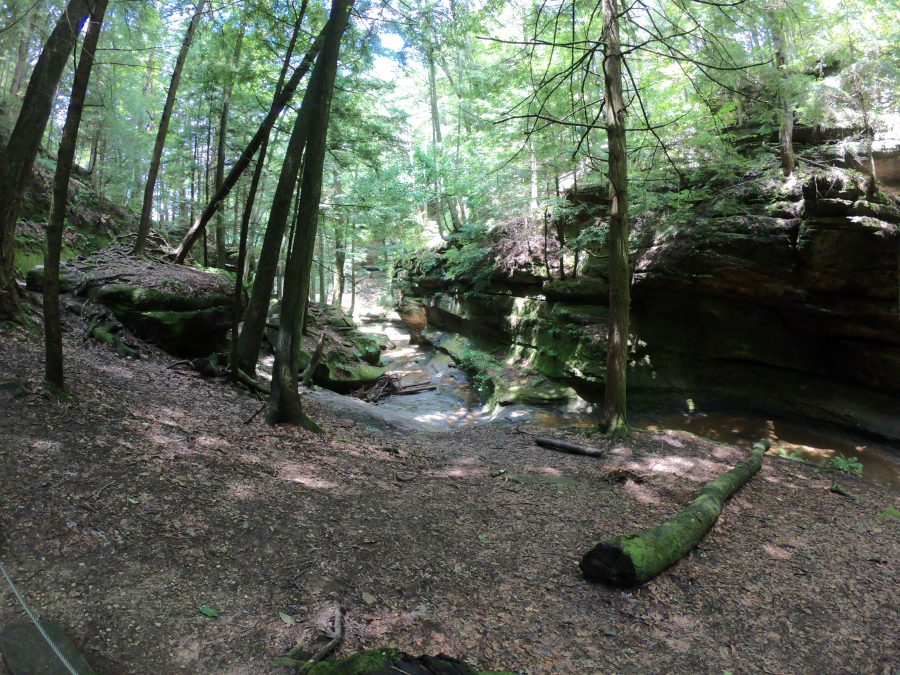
top-left (0, 0), bottom-right (897, 672)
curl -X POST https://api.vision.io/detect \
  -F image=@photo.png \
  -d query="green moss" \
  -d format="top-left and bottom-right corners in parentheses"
top-left (304, 648), bottom-right (399, 673)
top-left (95, 284), bottom-right (232, 311)
top-left (296, 649), bottom-right (513, 674)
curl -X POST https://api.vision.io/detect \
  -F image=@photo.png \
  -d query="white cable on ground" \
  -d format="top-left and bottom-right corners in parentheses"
top-left (0, 558), bottom-right (80, 675)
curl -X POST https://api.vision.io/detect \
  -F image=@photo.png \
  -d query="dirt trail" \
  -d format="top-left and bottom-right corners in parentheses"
top-left (0, 325), bottom-right (897, 674)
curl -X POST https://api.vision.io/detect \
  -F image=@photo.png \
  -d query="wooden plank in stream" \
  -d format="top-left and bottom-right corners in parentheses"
top-left (0, 622), bottom-right (96, 675)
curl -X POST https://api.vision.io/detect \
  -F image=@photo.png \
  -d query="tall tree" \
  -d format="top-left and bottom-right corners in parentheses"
top-left (0, 0), bottom-right (91, 320)
top-left (268, 0), bottom-right (354, 427)
top-left (230, 3), bottom-right (307, 380)
top-left (134, 0), bottom-right (208, 256)
top-left (601, 0), bottom-right (630, 437)
top-left (44, 0), bottom-right (108, 391)
top-left (172, 28), bottom-right (326, 263)
top-left (769, 15), bottom-right (794, 176)
top-left (214, 25), bottom-right (245, 267)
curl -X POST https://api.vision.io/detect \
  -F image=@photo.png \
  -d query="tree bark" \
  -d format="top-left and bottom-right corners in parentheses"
top-left (43, 0), bottom-right (108, 392)
top-left (331, 170), bottom-right (345, 308)
top-left (318, 234), bottom-right (327, 303)
top-left (230, 4), bottom-right (306, 380)
top-left (535, 437), bottom-right (604, 458)
top-left (173, 28), bottom-right (326, 263)
top-left (8, 5), bottom-right (37, 101)
top-left (269, 0), bottom-right (353, 427)
top-left (770, 21), bottom-right (794, 177)
top-left (601, 0), bottom-right (630, 437)
top-left (134, 0), bottom-right (207, 256)
top-left (426, 49), bottom-right (461, 234)
top-left (0, 0), bottom-right (91, 321)
top-left (214, 27), bottom-right (244, 267)
top-left (234, 78), bottom-right (314, 375)
top-left (580, 440), bottom-right (770, 586)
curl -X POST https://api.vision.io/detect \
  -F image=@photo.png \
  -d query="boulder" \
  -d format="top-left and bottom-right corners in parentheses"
top-left (28, 245), bottom-right (237, 357)
top-left (266, 302), bottom-right (386, 394)
top-left (395, 297), bottom-right (428, 343)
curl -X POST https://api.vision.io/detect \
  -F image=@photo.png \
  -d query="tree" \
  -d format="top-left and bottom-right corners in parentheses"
top-left (601, 0), bottom-right (629, 437)
top-left (0, 0), bottom-right (92, 320)
top-left (134, 0), bottom-right (208, 256)
top-left (44, 0), bottom-right (109, 391)
top-left (214, 25), bottom-right (245, 267)
top-left (268, 0), bottom-right (354, 427)
top-left (172, 28), bottom-right (326, 263)
top-left (230, 2), bottom-right (308, 380)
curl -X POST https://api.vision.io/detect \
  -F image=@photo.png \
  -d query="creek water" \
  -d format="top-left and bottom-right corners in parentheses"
top-left (358, 313), bottom-right (899, 489)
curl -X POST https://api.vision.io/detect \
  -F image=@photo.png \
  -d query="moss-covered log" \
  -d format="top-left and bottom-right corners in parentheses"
top-left (580, 439), bottom-right (770, 586)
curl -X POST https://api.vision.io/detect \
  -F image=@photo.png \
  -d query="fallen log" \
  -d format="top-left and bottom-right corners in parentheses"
top-left (535, 437), bottom-right (605, 458)
top-left (393, 383), bottom-right (437, 396)
top-left (580, 439), bottom-right (770, 586)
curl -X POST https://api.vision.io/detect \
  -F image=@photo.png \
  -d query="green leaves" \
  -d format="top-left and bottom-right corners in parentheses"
top-left (198, 605), bottom-right (220, 618)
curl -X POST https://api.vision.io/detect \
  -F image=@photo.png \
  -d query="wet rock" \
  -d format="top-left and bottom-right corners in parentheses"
top-left (396, 297), bottom-right (428, 343)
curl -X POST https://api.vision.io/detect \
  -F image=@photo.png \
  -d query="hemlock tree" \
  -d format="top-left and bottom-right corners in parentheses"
top-left (0, 0), bottom-right (92, 321)
top-left (268, 0), bottom-right (354, 428)
top-left (134, 0), bottom-right (207, 256)
top-left (600, 0), bottom-right (629, 437)
top-left (44, 0), bottom-right (109, 392)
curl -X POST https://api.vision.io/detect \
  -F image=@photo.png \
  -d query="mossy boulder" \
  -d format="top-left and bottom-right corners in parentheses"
top-left (266, 302), bottom-right (386, 394)
top-left (28, 245), bottom-right (238, 357)
top-left (25, 264), bottom-right (77, 293)
top-left (542, 276), bottom-right (608, 303)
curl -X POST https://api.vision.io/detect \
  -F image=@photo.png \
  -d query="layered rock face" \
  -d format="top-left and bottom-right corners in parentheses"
top-left (27, 245), bottom-right (236, 357)
top-left (398, 166), bottom-right (900, 441)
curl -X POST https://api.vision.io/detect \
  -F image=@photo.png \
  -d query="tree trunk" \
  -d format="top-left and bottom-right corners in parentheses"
top-left (269, 0), bottom-right (353, 427)
top-left (134, 0), bottom-right (207, 256)
top-left (173, 28), bottom-right (326, 263)
top-left (771, 21), bottom-right (794, 177)
top-left (234, 88), bottom-right (314, 375)
top-left (230, 3), bottom-right (306, 380)
top-left (426, 49), bottom-right (461, 235)
top-left (601, 0), bottom-right (630, 437)
top-left (332, 221), bottom-right (345, 307)
top-left (348, 234), bottom-right (356, 315)
top-left (0, 0), bottom-right (91, 321)
top-left (331, 171), bottom-right (345, 308)
top-left (581, 440), bottom-right (770, 586)
top-left (8, 6), bottom-right (37, 101)
top-left (318, 234), bottom-right (326, 303)
top-left (214, 27), bottom-right (244, 267)
top-left (44, 0), bottom-right (108, 391)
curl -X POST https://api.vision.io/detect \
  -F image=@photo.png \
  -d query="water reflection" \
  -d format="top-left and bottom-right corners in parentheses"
top-left (641, 411), bottom-right (899, 489)
top-left (356, 313), bottom-right (898, 489)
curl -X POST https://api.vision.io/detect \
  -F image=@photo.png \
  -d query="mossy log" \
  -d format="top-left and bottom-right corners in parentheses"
top-left (580, 439), bottom-right (770, 586)
top-left (277, 648), bottom-right (513, 674)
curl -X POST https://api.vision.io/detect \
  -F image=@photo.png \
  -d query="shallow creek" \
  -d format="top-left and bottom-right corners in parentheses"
top-left (359, 314), bottom-right (899, 489)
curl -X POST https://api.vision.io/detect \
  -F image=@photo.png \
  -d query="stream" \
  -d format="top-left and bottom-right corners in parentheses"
top-left (359, 313), bottom-right (900, 489)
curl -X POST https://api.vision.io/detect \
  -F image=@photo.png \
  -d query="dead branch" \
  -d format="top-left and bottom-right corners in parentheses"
top-left (535, 436), bottom-right (605, 458)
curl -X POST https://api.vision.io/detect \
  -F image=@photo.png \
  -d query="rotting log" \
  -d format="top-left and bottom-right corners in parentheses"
top-left (535, 437), bottom-right (605, 458)
top-left (580, 439), bottom-right (771, 586)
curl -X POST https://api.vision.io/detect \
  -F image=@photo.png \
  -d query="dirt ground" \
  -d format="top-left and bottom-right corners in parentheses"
top-left (1, 324), bottom-right (898, 674)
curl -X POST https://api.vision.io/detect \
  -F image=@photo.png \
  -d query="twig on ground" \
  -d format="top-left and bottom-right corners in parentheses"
top-left (244, 401), bottom-right (267, 425)
top-left (95, 479), bottom-right (117, 498)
